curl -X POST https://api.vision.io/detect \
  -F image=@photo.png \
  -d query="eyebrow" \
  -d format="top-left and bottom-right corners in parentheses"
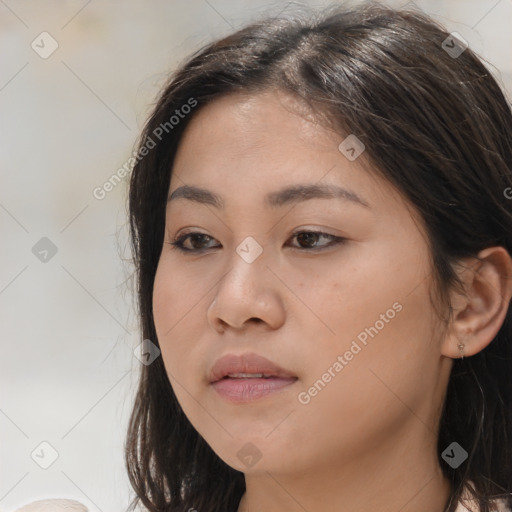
top-left (167, 183), bottom-right (370, 209)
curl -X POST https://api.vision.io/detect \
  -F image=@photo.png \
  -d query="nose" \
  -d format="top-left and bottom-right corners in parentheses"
top-left (206, 244), bottom-right (286, 333)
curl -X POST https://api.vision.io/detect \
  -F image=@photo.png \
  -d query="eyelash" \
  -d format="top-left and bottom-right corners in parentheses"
top-left (168, 230), bottom-right (346, 254)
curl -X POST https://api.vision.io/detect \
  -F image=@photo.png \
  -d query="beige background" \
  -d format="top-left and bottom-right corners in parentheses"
top-left (1, 0), bottom-right (511, 511)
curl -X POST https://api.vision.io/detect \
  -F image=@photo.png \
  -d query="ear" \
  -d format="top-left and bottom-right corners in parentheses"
top-left (441, 246), bottom-right (512, 359)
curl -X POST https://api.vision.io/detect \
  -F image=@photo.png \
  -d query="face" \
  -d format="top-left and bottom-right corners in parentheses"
top-left (152, 89), bottom-right (451, 475)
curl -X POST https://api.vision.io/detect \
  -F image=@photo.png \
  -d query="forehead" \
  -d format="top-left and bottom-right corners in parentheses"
top-left (173, 90), bottom-right (337, 165)
top-left (169, 90), bottom-right (411, 220)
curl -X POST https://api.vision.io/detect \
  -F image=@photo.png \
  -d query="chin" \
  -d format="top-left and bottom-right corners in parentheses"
top-left (206, 434), bottom-right (301, 474)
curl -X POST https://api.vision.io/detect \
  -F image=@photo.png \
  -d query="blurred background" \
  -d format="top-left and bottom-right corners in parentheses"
top-left (1, 0), bottom-right (511, 510)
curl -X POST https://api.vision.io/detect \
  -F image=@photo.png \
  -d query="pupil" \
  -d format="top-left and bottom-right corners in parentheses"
top-left (298, 232), bottom-right (318, 247)
top-left (192, 234), bottom-right (209, 248)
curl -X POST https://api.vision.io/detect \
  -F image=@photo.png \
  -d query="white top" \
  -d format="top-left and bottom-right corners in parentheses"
top-left (12, 500), bottom-right (88, 512)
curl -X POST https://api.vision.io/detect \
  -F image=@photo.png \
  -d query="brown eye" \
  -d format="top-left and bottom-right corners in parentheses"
top-left (170, 233), bottom-right (219, 252)
top-left (185, 234), bottom-right (214, 250)
top-left (288, 231), bottom-right (345, 250)
top-left (295, 232), bottom-right (321, 248)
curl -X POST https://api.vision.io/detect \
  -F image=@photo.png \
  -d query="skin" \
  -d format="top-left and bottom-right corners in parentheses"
top-left (152, 89), bottom-right (512, 512)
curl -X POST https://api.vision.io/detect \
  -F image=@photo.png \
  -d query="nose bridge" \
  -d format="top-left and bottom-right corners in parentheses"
top-left (221, 234), bottom-right (269, 296)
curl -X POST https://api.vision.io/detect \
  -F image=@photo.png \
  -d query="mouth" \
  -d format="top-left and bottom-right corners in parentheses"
top-left (209, 353), bottom-right (298, 403)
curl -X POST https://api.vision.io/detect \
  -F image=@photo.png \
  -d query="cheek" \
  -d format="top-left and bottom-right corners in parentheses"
top-left (295, 244), bottom-right (437, 426)
top-left (152, 258), bottom-right (207, 389)
top-left (291, 249), bottom-right (396, 340)
top-left (288, 292), bottom-right (436, 465)
top-left (152, 253), bottom-right (212, 339)
top-left (320, 286), bottom-right (436, 426)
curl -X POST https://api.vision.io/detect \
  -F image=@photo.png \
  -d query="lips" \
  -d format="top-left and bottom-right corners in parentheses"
top-left (208, 352), bottom-right (298, 403)
top-left (209, 353), bottom-right (296, 382)
top-left (208, 352), bottom-right (297, 383)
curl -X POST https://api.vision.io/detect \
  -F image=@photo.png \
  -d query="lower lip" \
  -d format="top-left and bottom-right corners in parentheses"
top-left (211, 377), bottom-right (297, 403)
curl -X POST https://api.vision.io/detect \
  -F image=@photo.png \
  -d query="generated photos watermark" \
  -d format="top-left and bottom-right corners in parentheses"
top-left (93, 97), bottom-right (198, 200)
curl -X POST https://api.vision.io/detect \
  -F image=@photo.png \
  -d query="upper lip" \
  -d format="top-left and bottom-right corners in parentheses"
top-left (208, 352), bottom-right (297, 383)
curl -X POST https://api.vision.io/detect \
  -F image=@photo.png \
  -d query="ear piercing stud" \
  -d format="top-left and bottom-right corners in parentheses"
top-left (458, 327), bottom-right (472, 359)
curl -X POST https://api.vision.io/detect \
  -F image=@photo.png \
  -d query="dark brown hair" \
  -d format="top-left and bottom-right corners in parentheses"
top-left (125, 2), bottom-right (512, 511)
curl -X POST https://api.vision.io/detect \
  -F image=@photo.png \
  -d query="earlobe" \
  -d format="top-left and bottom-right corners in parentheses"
top-left (456, 326), bottom-right (473, 360)
top-left (441, 246), bottom-right (512, 360)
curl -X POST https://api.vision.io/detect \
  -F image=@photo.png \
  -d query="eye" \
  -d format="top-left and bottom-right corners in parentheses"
top-left (287, 230), bottom-right (345, 251)
top-left (169, 232), bottom-right (219, 252)
top-left (168, 229), bottom-right (346, 253)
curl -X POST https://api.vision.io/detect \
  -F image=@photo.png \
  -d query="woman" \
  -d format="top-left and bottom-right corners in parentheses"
top-left (124, 2), bottom-right (512, 511)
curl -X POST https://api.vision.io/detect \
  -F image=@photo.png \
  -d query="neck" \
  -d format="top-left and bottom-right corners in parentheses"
top-left (237, 430), bottom-right (452, 512)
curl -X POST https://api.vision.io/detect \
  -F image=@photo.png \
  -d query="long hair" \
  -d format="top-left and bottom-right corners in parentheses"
top-left (125, 3), bottom-right (512, 511)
